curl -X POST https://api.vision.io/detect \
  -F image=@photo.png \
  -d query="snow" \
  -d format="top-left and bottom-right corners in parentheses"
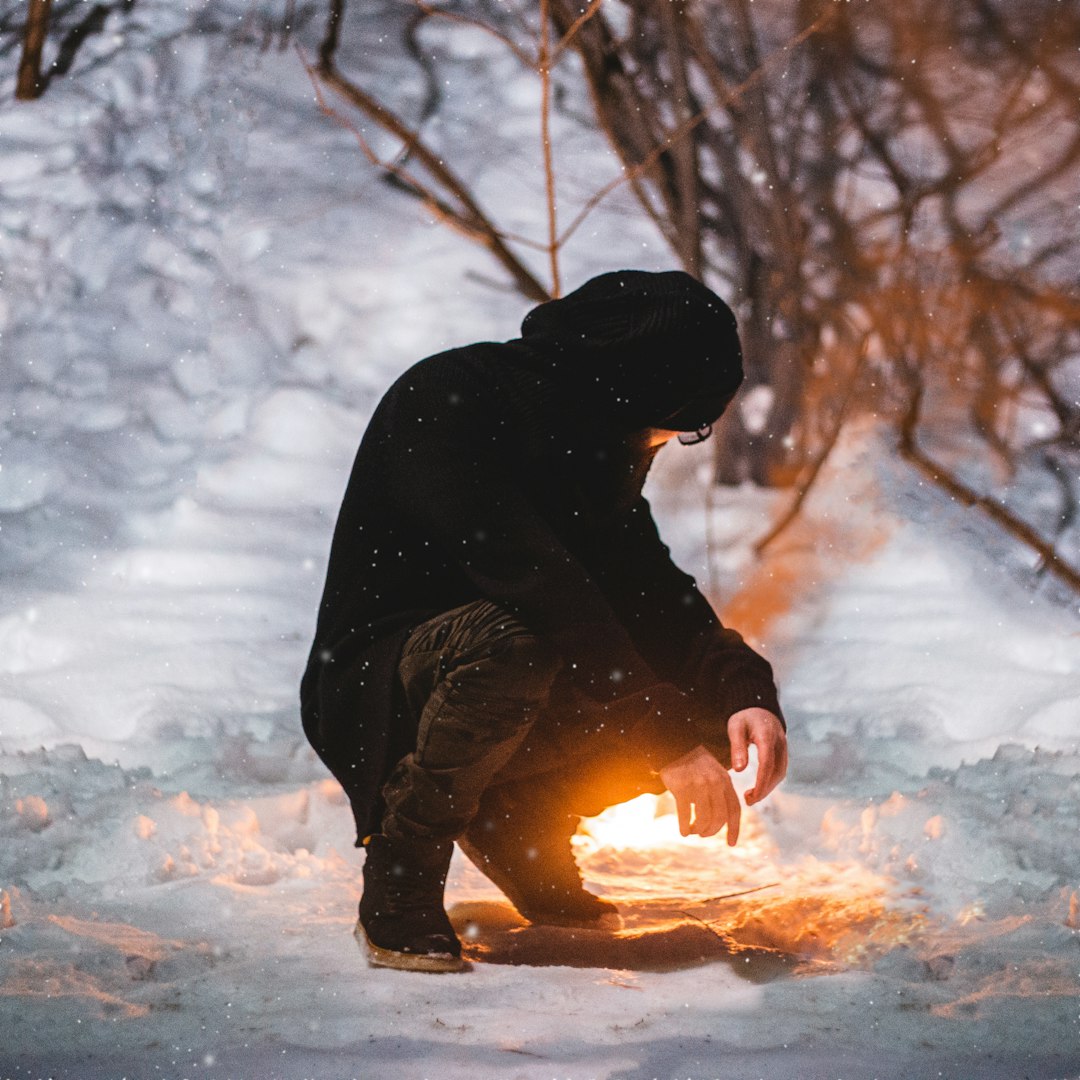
top-left (1, 2), bottom-right (1079, 1078)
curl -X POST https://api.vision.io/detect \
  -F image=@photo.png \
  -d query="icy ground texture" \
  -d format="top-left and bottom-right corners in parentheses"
top-left (1, 2), bottom-right (1079, 1078)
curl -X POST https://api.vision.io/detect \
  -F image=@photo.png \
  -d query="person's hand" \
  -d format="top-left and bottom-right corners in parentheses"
top-left (658, 744), bottom-right (741, 845)
top-left (728, 707), bottom-right (787, 806)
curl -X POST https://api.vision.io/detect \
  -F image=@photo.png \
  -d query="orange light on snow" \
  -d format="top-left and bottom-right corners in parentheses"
top-left (574, 794), bottom-right (924, 967)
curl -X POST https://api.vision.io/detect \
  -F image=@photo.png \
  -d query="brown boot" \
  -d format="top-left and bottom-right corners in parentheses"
top-left (356, 834), bottom-right (465, 972)
top-left (458, 788), bottom-right (621, 930)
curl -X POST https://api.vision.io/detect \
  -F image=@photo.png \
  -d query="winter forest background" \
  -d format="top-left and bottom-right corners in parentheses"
top-left (1, 1), bottom-right (1079, 1077)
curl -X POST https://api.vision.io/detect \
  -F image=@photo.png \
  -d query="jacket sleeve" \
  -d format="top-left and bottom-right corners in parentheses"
top-left (600, 496), bottom-right (786, 761)
top-left (381, 388), bottom-right (705, 763)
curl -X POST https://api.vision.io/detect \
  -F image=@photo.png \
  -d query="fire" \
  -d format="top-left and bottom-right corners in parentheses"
top-left (573, 794), bottom-right (924, 967)
top-left (578, 791), bottom-right (777, 859)
top-left (577, 792), bottom-right (692, 852)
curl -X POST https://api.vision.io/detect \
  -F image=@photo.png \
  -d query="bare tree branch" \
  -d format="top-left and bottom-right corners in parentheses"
top-left (552, 0), bottom-right (606, 61)
top-left (898, 374), bottom-right (1080, 595)
top-left (538, 0), bottom-right (561, 295)
top-left (305, 14), bottom-right (550, 302)
top-left (413, 0), bottom-right (534, 67)
top-left (16, 0), bottom-right (53, 100)
top-left (553, 7), bottom-right (836, 251)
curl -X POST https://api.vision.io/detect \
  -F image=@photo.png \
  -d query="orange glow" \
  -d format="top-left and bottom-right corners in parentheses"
top-left (14, 795), bottom-right (50, 831)
top-left (577, 792), bottom-right (701, 852)
top-left (930, 960), bottom-right (1078, 1019)
top-left (0, 911), bottom-right (213, 1021)
top-left (956, 901), bottom-right (986, 926)
top-left (46, 914), bottom-right (193, 963)
top-left (0, 890), bottom-right (13, 929)
top-left (575, 794), bottom-right (924, 968)
top-left (0, 959), bottom-right (150, 1018)
top-left (718, 455), bottom-right (892, 648)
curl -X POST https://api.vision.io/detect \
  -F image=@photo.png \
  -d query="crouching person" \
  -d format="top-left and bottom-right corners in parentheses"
top-left (300, 270), bottom-right (788, 972)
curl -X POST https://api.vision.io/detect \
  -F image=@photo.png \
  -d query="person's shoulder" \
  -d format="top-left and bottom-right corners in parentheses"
top-left (384, 339), bottom-right (505, 390)
top-left (382, 341), bottom-right (509, 406)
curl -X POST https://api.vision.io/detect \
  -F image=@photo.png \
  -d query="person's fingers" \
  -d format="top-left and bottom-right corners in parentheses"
top-left (675, 786), bottom-right (693, 837)
top-left (745, 739), bottom-right (769, 804)
top-left (747, 728), bottom-right (786, 804)
top-left (723, 773), bottom-right (742, 846)
top-left (729, 715), bottom-right (750, 772)
top-left (693, 781), bottom-right (718, 837)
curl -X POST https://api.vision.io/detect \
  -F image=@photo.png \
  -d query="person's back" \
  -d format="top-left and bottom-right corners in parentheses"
top-left (302, 269), bottom-right (788, 972)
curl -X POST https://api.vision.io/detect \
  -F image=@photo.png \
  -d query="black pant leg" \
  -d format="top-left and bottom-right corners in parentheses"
top-left (380, 600), bottom-right (561, 840)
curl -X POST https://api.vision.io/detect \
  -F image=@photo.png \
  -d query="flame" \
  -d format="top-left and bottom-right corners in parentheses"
top-left (579, 790), bottom-right (785, 854)
top-left (574, 794), bottom-right (924, 966)
top-left (577, 792), bottom-right (700, 852)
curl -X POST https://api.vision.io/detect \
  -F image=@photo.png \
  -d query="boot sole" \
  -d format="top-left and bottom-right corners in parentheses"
top-left (456, 837), bottom-right (623, 930)
top-left (353, 919), bottom-right (466, 973)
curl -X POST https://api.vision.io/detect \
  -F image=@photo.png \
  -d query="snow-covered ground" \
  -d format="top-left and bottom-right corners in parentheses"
top-left (1, 3), bottom-right (1078, 1078)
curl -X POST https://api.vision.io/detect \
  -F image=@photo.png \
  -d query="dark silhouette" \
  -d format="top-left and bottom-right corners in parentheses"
top-left (302, 270), bottom-right (788, 971)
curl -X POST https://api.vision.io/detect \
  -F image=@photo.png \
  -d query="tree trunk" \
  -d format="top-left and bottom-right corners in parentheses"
top-left (16, 0), bottom-right (53, 100)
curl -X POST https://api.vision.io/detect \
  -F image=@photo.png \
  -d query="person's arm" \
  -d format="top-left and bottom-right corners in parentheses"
top-left (603, 497), bottom-right (788, 839)
top-left (602, 497), bottom-right (786, 747)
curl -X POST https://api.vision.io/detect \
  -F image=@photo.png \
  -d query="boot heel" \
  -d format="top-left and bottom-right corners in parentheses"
top-left (354, 919), bottom-right (466, 972)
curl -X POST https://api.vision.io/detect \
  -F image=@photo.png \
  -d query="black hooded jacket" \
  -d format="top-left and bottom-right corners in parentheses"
top-left (301, 270), bottom-right (784, 841)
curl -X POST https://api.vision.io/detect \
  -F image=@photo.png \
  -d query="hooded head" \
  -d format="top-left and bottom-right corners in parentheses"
top-left (518, 269), bottom-right (743, 437)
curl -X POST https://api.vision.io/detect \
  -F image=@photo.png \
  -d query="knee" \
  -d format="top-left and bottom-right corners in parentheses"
top-left (445, 624), bottom-right (561, 711)
top-left (451, 603), bottom-right (560, 684)
top-left (431, 631), bottom-right (560, 746)
top-left (487, 631), bottom-right (561, 696)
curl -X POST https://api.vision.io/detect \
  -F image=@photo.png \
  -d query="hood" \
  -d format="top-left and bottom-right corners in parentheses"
top-left (517, 269), bottom-right (743, 434)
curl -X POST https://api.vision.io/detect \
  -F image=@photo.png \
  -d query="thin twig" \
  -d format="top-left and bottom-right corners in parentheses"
top-left (302, 45), bottom-right (550, 302)
top-left (538, 0), bottom-right (560, 296)
top-left (413, 0), bottom-right (533, 67)
top-left (551, 0), bottom-right (606, 62)
top-left (690, 882), bottom-right (782, 905)
top-left (677, 905), bottom-right (786, 956)
top-left (318, 0), bottom-right (343, 70)
top-left (678, 909), bottom-right (737, 944)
